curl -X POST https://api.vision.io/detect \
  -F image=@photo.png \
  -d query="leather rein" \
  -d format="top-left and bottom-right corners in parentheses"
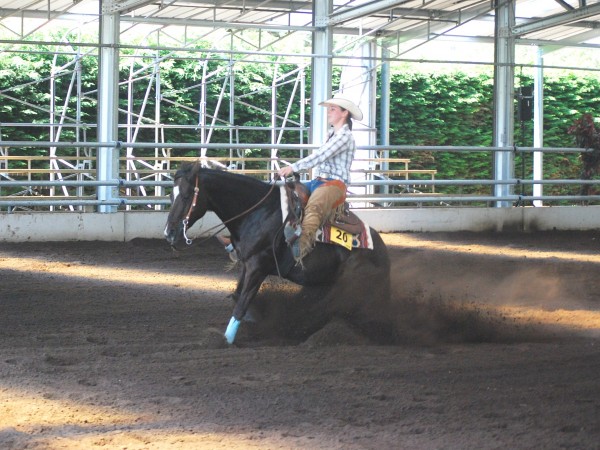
top-left (181, 173), bottom-right (279, 246)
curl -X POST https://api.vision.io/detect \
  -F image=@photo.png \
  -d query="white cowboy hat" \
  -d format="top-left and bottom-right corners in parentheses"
top-left (319, 96), bottom-right (363, 121)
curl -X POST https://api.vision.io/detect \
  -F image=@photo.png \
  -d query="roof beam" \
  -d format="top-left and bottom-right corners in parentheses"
top-left (168, 0), bottom-right (312, 10)
top-left (0, 8), bottom-right (93, 21)
top-left (328, 0), bottom-right (412, 26)
top-left (124, 15), bottom-right (315, 32)
top-left (512, 2), bottom-right (600, 37)
top-left (389, 1), bottom-right (495, 45)
top-left (102, 1), bottom-right (155, 14)
top-left (103, 0), bottom-right (313, 14)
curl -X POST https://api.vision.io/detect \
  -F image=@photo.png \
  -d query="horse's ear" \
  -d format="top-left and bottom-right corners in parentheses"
top-left (174, 162), bottom-right (191, 179)
top-left (188, 161), bottom-right (202, 176)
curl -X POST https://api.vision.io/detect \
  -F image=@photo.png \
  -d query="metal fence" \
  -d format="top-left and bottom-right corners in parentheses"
top-left (1, 141), bottom-right (598, 211)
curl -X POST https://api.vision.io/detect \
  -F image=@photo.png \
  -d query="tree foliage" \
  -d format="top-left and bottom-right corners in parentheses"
top-left (567, 113), bottom-right (600, 197)
top-left (2, 47), bottom-right (600, 194)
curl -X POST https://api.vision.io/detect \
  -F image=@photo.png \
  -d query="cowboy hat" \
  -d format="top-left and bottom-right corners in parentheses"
top-left (319, 96), bottom-right (363, 121)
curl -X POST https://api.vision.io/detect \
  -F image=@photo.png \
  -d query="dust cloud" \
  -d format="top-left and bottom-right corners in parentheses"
top-left (384, 242), bottom-right (599, 345)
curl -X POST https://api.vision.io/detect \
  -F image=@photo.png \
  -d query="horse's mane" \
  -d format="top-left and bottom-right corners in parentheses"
top-left (176, 162), bottom-right (272, 195)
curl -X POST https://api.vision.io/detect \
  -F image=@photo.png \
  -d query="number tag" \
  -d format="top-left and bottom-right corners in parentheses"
top-left (329, 226), bottom-right (352, 250)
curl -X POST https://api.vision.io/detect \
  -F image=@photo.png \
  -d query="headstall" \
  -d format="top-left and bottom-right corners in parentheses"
top-left (182, 175), bottom-right (200, 245)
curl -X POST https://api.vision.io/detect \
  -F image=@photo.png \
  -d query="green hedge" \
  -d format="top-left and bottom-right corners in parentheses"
top-left (2, 48), bottom-right (600, 195)
top-left (383, 72), bottom-right (600, 195)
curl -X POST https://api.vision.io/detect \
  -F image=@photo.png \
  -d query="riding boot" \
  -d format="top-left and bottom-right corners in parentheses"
top-left (296, 183), bottom-right (346, 263)
top-left (297, 207), bottom-right (322, 260)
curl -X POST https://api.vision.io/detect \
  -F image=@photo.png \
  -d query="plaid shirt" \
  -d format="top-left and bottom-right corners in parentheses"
top-left (291, 124), bottom-right (356, 184)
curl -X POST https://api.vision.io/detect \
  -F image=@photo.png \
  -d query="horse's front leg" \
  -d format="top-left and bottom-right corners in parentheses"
top-left (230, 264), bottom-right (246, 303)
top-left (224, 265), bottom-right (267, 344)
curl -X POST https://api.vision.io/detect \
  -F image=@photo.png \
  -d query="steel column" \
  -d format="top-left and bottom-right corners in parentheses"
top-left (533, 47), bottom-right (544, 207)
top-left (97, 4), bottom-right (120, 213)
top-left (492, 0), bottom-right (515, 207)
top-left (379, 43), bottom-right (391, 195)
top-left (311, 0), bottom-right (333, 147)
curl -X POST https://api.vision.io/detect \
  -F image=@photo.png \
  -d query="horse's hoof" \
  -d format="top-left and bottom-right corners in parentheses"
top-left (224, 317), bottom-right (241, 344)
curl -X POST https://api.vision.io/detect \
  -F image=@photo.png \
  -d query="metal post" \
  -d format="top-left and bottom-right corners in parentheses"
top-left (49, 55), bottom-right (57, 206)
top-left (97, 4), bottom-right (120, 213)
top-left (341, 42), bottom-right (377, 204)
top-left (229, 52), bottom-right (235, 165)
top-left (492, 0), bottom-right (515, 207)
top-left (533, 47), bottom-right (544, 207)
top-left (126, 56), bottom-right (134, 201)
top-left (154, 50), bottom-right (162, 209)
top-left (271, 62), bottom-right (278, 176)
top-left (380, 43), bottom-right (391, 195)
top-left (199, 60), bottom-right (207, 159)
top-left (300, 66), bottom-right (306, 152)
top-left (311, 0), bottom-right (333, 147)
top-left (76, 48), bottom-right (84, 205)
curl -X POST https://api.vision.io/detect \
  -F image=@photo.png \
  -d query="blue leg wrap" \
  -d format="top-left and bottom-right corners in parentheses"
top-left (224, 316), bottom-right (241, 344)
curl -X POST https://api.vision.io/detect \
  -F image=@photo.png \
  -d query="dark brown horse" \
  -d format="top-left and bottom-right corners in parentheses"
top-left (164, 163), bottom-right (391, 344)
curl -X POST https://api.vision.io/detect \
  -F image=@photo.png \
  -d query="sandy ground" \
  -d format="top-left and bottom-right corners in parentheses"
top-left (1, 231), bottom-right (600, 449)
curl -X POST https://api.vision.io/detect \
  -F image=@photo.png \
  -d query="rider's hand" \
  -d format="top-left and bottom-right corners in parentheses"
top-left (278, 166), bottom-right (294, 179)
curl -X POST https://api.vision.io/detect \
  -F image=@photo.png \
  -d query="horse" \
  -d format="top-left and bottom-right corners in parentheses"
top-left (164, 162), bottom-right (392, 344)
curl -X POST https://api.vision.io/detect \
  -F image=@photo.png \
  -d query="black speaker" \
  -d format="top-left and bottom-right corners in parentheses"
top-left (518, 85), bottom-right (534, 121)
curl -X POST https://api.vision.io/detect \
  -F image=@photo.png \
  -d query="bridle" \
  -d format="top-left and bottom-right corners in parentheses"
top-left (179, 172), bottom-right (279, 246)
top-left (181, 175), bottom-right (200, 245)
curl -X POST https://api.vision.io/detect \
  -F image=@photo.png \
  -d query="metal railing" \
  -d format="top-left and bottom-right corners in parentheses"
top-left (1, 141), bottom-right (598, 211)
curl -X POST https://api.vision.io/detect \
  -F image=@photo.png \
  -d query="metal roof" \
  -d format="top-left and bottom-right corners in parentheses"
top-left (2, 0), bottom-right (600, 50)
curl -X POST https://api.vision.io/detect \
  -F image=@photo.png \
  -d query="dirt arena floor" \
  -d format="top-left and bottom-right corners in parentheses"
top-left (1, 231), bottom-right (600, 449)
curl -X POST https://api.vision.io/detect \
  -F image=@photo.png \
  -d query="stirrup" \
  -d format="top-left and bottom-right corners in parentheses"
top-left (284, 222), bottom-right (301, 245)
top-left (290, 239), bottom-right (301, 260)
top-left (216, 235), bottom-right (238, 262)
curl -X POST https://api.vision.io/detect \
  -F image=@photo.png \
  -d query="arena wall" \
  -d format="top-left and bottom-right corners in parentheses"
top-left (2, 206), bottom-right (600, 242)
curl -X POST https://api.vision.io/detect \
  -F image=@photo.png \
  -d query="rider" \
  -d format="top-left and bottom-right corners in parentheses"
top-left (278, 96), bottom-right (363, 262)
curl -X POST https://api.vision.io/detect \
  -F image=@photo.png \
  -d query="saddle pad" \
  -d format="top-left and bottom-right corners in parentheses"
top-left (315, 222), bottom-right (374, 250)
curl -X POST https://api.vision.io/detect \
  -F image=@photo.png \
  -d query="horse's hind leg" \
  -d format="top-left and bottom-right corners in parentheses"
top-left (269, 284), bottom-right (334, 340)
top-left (305, 256), bottom-right (392, 342)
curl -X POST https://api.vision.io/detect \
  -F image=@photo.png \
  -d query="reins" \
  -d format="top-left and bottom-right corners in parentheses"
top-left (181, 172), bottom-right (279, 246)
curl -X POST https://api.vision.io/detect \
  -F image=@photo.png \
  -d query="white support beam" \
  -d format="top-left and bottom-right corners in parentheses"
top-left (493, 0), bottom-right (516, 208)
top-left (512, 2), bottom-right (600, 37)
top-left (533, 47), bottom-right (544, 207)
top-left (328, 0), bottom-right (410, 26)
top-left (123, 15), bottom-right (315, 32)
top-left (160, 0), bottom-right (312, 9)
top-left (310, 0), bottom-right (333, 146)
top-left (392, 2), bottom-right (496, 46)
top-left (102, 0), bottom-right (155, 14)
top-left (97, 6), bottom-right (120, 213)
top-left (103, 0), bottom-right (314, 15)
